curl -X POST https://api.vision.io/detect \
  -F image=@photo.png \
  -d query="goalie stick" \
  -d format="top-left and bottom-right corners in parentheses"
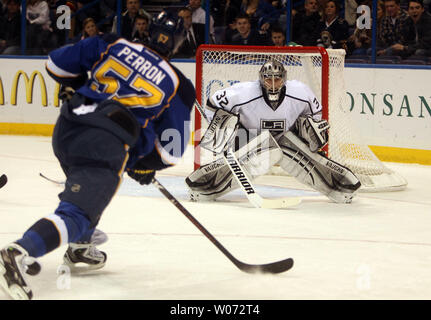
top-left (194, 99), bottom-right (301, 209)
top-left (0, 174), bottom-right (7, 189)
top-left (152, 177), bottom-right (294, 274)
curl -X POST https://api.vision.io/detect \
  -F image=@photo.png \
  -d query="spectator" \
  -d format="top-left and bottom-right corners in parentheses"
top-left (377, 0), bottom-right (416, 57)
top-left (188, 0), bottom-right (215, 43)
top-left (211, 0), bottom-right (242, 43)
top-left (111, 0), bottom-right (151, 41)
top-left (225, 0), bottom-right (243, 26)
top-left (174, 7), bottom-right (205, 58)
top-left (73, 0), bottom-right (100, 36)
top-left (224, 14), bottom-right (239, 44)
top-left (131, 14), bottom-right (150, 45)
top-left (375, 0), bottom-right (386, 36)
top-left (402, 0), bottom-right (431, 56)
top-left (0, 0), bottom-right (20, 55)
top-left (346, 0), bottom-right (384, 55)
top-left (72, 17), bottom-right (102, 42)
top-left (99, 0), bottom-right (116, 21)
top-left (344, 0), bottom-right (359, 27)
top-left (82, 17), bottom-right (100, 37)
top-left (316, 0), bottom-right (350, 49)
top-left (292, 0), bottom-right (322, 46)
top-left (241, 0), bottom-right (262, 28)
top-left (239, 0), bottom-right (281, 32)
top-left (227, 13), bottom-right (271, 45)
top-left (47, 0), bottom-right (70, 48)
top-left (98, 0), bottom-right (124, 33)
top-left (26, 0), bottom-right (53, 54)
top-left (316, 0), bottom-right (329, 11)
top-left (54, 0), bottom-right (77, 42)
top-left (270, 25), bottom-right (286, 46)
top-left (211, 0), bottom-right (242, 27)
top-left (346, 25), bottom-right (372, 54)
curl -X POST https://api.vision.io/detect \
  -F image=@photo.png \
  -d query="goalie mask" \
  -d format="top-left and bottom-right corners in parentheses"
top-left (259, 59), bottom-right (287, 110)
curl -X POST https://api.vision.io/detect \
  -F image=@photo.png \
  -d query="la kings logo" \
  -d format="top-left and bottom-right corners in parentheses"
top-left (260, 120), bottom-right (286, 135)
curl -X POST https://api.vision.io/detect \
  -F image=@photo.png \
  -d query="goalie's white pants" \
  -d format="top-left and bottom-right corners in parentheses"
top-left (187, 131), bottom-right (361, 204)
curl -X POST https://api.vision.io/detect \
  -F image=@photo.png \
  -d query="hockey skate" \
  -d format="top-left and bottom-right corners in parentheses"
top-left (0, 243), bottom-right (41, 300)
top-left (63, 229), bottom-right (108, 273)
top-left (63, 243), bottom-right (107, 272)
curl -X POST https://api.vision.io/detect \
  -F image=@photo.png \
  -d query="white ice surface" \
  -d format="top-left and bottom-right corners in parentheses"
top-left (0, 135), bottom-right (430, 300)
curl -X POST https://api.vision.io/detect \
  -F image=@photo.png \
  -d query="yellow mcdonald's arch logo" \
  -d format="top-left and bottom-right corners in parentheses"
top-left (0, 77), bottom-right (4, 105)
top-left (11, 70), bottom-right (47, 106)
top-left (54, 82), bottom-right (60, 107)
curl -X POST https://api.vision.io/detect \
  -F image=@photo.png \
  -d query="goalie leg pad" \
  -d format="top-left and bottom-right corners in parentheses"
top-left (187, 131), bottom-right (283, 201)
top-left (278, 131), bottom-right (361, 203)
top-left (186, 158), bottom-right (236, 201)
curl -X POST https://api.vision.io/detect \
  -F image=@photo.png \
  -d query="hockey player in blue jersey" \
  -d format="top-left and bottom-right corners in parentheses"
top-left (0, 10), bottom-right (195, 300)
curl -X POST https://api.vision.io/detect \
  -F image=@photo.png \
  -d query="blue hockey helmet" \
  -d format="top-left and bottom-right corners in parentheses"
top-left (149, 10), bottom-right (185, 58)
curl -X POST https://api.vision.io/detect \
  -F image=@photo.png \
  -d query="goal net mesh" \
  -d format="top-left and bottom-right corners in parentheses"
top-left (194, 46), bottom-right (407, 192)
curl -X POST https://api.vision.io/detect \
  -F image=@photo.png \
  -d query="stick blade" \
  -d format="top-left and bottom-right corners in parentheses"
top-left (0, 174), bottom-right (7, 188)
top-left (236, 257), bottom-right (294, 274)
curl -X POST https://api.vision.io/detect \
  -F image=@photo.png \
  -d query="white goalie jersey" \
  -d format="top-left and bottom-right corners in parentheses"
top-left (207, 80), bottom-right (323, 140)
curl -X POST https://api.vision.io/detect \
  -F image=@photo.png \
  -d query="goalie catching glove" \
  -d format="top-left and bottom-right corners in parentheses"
top-left (295, 115), bottom-right (329, 152)
top-left (199, 108), bottom-right (239, 154)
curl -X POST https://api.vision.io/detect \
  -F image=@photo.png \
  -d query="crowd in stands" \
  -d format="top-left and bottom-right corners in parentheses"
top-left (0, 0), bottom-right (430, 64)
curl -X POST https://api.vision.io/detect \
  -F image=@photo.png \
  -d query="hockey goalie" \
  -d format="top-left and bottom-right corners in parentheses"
top-left (187, 58), bottom-right (361, 204)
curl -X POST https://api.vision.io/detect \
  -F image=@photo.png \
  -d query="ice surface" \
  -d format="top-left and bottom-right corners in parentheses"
top-left (0, 135), bottom-right (430, 300)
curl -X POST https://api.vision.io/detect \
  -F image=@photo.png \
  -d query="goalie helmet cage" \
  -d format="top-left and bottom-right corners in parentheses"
top-left (194, 44), bottom-right (407, 192)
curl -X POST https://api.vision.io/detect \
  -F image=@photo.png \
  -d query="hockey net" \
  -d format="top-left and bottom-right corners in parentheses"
top-left (194, 45), bottom-right (407, 192)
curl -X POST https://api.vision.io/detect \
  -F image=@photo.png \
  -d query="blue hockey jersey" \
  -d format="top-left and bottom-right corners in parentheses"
top-left (46, 34), bottom-right (195, 169)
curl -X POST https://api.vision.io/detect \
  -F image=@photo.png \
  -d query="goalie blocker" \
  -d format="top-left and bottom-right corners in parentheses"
top-left (188, 118), bottom-right (361, 203)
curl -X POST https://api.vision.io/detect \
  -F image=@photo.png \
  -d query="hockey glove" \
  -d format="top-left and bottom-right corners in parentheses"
top-left (59, 85), bottom-right (76, 103)
top-left (200, 108), bottom-right (239, 154)
top-left (126, 167), bottom-right (155, 185)
top-left (295, 116), bottom-right (329, 152)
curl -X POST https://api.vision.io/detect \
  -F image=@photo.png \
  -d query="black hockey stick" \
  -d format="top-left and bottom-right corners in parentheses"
top-left (152, 177), bottom-right (294, 274)
top-left (0, 174), bottom-right (7, 189)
